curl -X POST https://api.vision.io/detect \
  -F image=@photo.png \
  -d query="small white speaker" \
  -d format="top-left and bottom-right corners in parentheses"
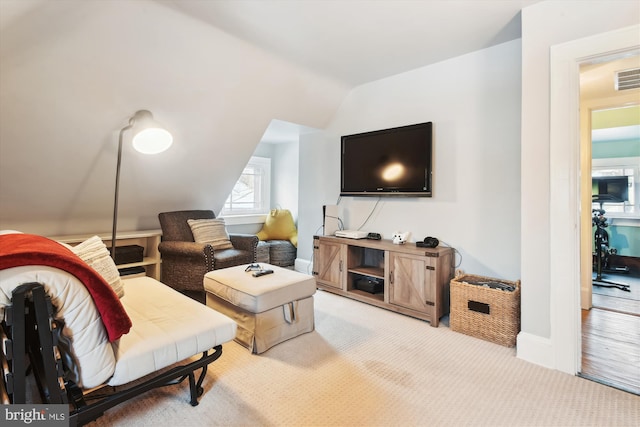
top-left (323, 205), bottom-right (340, 236)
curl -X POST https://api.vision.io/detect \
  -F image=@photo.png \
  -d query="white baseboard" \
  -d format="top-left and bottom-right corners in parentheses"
top-left (516, 331), bottom-right (555, 370)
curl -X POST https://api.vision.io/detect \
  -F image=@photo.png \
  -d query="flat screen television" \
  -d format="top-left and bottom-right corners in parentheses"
top-left (592, 175), bottom-right (629, 202)
top-left (340, 122), bottom-right (432, 197)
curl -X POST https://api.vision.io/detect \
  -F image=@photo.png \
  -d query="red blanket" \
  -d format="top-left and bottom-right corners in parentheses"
top-left (0, 233), bottom-right (132, 341)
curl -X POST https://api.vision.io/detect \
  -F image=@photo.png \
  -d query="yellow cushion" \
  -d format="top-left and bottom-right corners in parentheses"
top-left (256, 209), bottom-right (298, 247)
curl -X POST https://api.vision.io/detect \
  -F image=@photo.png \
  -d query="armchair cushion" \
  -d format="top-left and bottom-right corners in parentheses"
top-left (187, 218), bottom-right (234, 250)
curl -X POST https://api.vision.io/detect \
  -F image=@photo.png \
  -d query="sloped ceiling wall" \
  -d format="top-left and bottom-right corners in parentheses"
top-left (0, 0), bottom-right (347, 236)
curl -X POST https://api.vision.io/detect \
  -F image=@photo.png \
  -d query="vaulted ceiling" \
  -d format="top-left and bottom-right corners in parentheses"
top-left (155, 0), bottom-right (543, 86)
top-left (1, 0), bottom-right (543, 87)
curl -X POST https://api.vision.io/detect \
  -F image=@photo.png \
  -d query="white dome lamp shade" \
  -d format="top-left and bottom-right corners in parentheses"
top-left (130, 110), bottom-right (173, 154)
top-left (111, 110), bottom-right (173, 259)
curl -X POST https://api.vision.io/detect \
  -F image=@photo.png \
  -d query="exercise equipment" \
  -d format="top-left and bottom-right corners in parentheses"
top-left (592, 198), bottom-right (630, 292)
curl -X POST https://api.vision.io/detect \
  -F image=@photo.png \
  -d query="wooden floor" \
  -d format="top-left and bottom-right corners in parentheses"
top-left (581, 274), bottom-right (640, 395)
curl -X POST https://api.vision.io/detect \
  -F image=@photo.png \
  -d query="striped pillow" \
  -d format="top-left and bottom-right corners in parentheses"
top-left (187, 218), bottom-right (234, 250)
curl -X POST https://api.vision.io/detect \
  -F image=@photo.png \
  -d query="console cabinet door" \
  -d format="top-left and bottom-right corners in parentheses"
top-left (388, 252), bottom-right (436, 314)
top-left (313, 239), bottom-right (345, 289)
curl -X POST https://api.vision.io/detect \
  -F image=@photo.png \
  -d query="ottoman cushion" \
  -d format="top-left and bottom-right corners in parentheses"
top-left (204, 264), bottom-right (315, 313)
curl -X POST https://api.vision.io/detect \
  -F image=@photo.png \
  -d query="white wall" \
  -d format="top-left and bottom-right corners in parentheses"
top-left (298, 130), bottom-right (342, 262)
top-left (0, 0), bottom-right (347, 236)
top-left (298, 40), bottom-right (522, 283)
top-left (271, 142), bottom-right (299, 220)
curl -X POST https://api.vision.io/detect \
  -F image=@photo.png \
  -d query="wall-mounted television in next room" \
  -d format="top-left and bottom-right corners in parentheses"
top-left (340, 122), bottom-right (432, 197)
top-left (592, 175), bottom-right (629, 203)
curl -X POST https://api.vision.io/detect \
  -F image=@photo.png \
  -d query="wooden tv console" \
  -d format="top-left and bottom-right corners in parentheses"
top-left (312, 235), bottom-right (454, 327)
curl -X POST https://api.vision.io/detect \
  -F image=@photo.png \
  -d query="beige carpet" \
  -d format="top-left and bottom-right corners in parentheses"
top-left (90, 290), bottom-right (639, 427)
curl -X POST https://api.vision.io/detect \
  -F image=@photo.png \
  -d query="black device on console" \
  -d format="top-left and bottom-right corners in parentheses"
top-left (367, 232), bottom-right (381, 240)
top-left (355, 277), bottom-right (383, 294)
top-left (416, 236), bottom-right (439, 248)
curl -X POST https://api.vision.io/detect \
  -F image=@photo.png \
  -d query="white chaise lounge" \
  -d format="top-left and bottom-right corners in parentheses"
top-left (0, 232), bottom-right (237, 426)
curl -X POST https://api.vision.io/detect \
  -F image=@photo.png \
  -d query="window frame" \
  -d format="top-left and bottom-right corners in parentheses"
top-left (221, 156), bottom-right (271, 218)
top-left (591, 156), bottom-right (640, 219)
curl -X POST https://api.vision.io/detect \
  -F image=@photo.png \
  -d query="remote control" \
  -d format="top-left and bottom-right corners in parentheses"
top-left (253, 269), bottom-right (274, 277)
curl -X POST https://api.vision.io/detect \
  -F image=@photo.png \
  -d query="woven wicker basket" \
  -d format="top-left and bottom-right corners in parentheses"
top-left (450, 274), bottom-right (521, 347)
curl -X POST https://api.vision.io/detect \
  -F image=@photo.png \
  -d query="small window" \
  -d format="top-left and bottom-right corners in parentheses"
top-left (221, 156), bottom-right (271, 216)
top-left (591, 159), bottom-right (639, 217)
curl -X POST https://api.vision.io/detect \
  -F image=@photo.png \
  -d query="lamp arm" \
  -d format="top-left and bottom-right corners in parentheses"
top-left (111, 110), bottom-right (171, 260)
top-left (111, 123), bottom-right (133, 260)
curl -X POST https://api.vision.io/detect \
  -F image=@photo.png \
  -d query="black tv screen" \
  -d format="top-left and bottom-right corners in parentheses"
top-left (592, 175), bottom-right (629, 202)
top-left (340, 122), bottom-right (432, 197)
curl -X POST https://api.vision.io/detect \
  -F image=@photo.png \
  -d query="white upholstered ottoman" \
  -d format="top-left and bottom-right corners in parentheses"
top-left (204, 264), bottom-right (316, 354)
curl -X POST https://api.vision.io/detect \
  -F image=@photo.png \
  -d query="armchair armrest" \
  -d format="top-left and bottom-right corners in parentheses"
top-left (229, 234), bottom-right (259, 257)
top-left (158, 241), bottom-right (216, 291)
top-left (158, 241), bottom-right (216, 271)
top-left (158, 241), bottom-right (213, 258)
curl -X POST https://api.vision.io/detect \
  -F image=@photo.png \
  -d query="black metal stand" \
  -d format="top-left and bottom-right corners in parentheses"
top-left (1, 282), bottom-right (68, 405)
top-left (1, 282), bottom-right (224, 427)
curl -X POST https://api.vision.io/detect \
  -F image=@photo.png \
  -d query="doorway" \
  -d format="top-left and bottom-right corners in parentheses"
top-left (548, 24), bottom-right (640, 382)
top-left (578, 56), bottom-right (640, 394)
top-left (579, 57), bottom-right (640, 310)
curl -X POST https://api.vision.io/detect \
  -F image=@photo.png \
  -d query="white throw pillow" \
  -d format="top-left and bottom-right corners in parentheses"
top-left (71, 236), bottom-right (125, 298)
top-left (187, 218), bottom-right (234, 250)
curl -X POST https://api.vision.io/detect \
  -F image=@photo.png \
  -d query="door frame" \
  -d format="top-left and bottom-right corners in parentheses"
top-left (549, 24), bottom-right (640, 374)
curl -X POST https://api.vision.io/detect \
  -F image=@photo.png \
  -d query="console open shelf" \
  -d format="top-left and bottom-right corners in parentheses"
top-left (348, 266), bottom-right (384, 279)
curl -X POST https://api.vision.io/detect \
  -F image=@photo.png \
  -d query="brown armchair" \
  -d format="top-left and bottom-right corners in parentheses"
top-left (158, 210), bottom-right (258, 295)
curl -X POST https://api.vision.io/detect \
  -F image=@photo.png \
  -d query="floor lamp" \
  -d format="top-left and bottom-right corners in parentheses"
top-left (111, 110), bottom-right (173, 260)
